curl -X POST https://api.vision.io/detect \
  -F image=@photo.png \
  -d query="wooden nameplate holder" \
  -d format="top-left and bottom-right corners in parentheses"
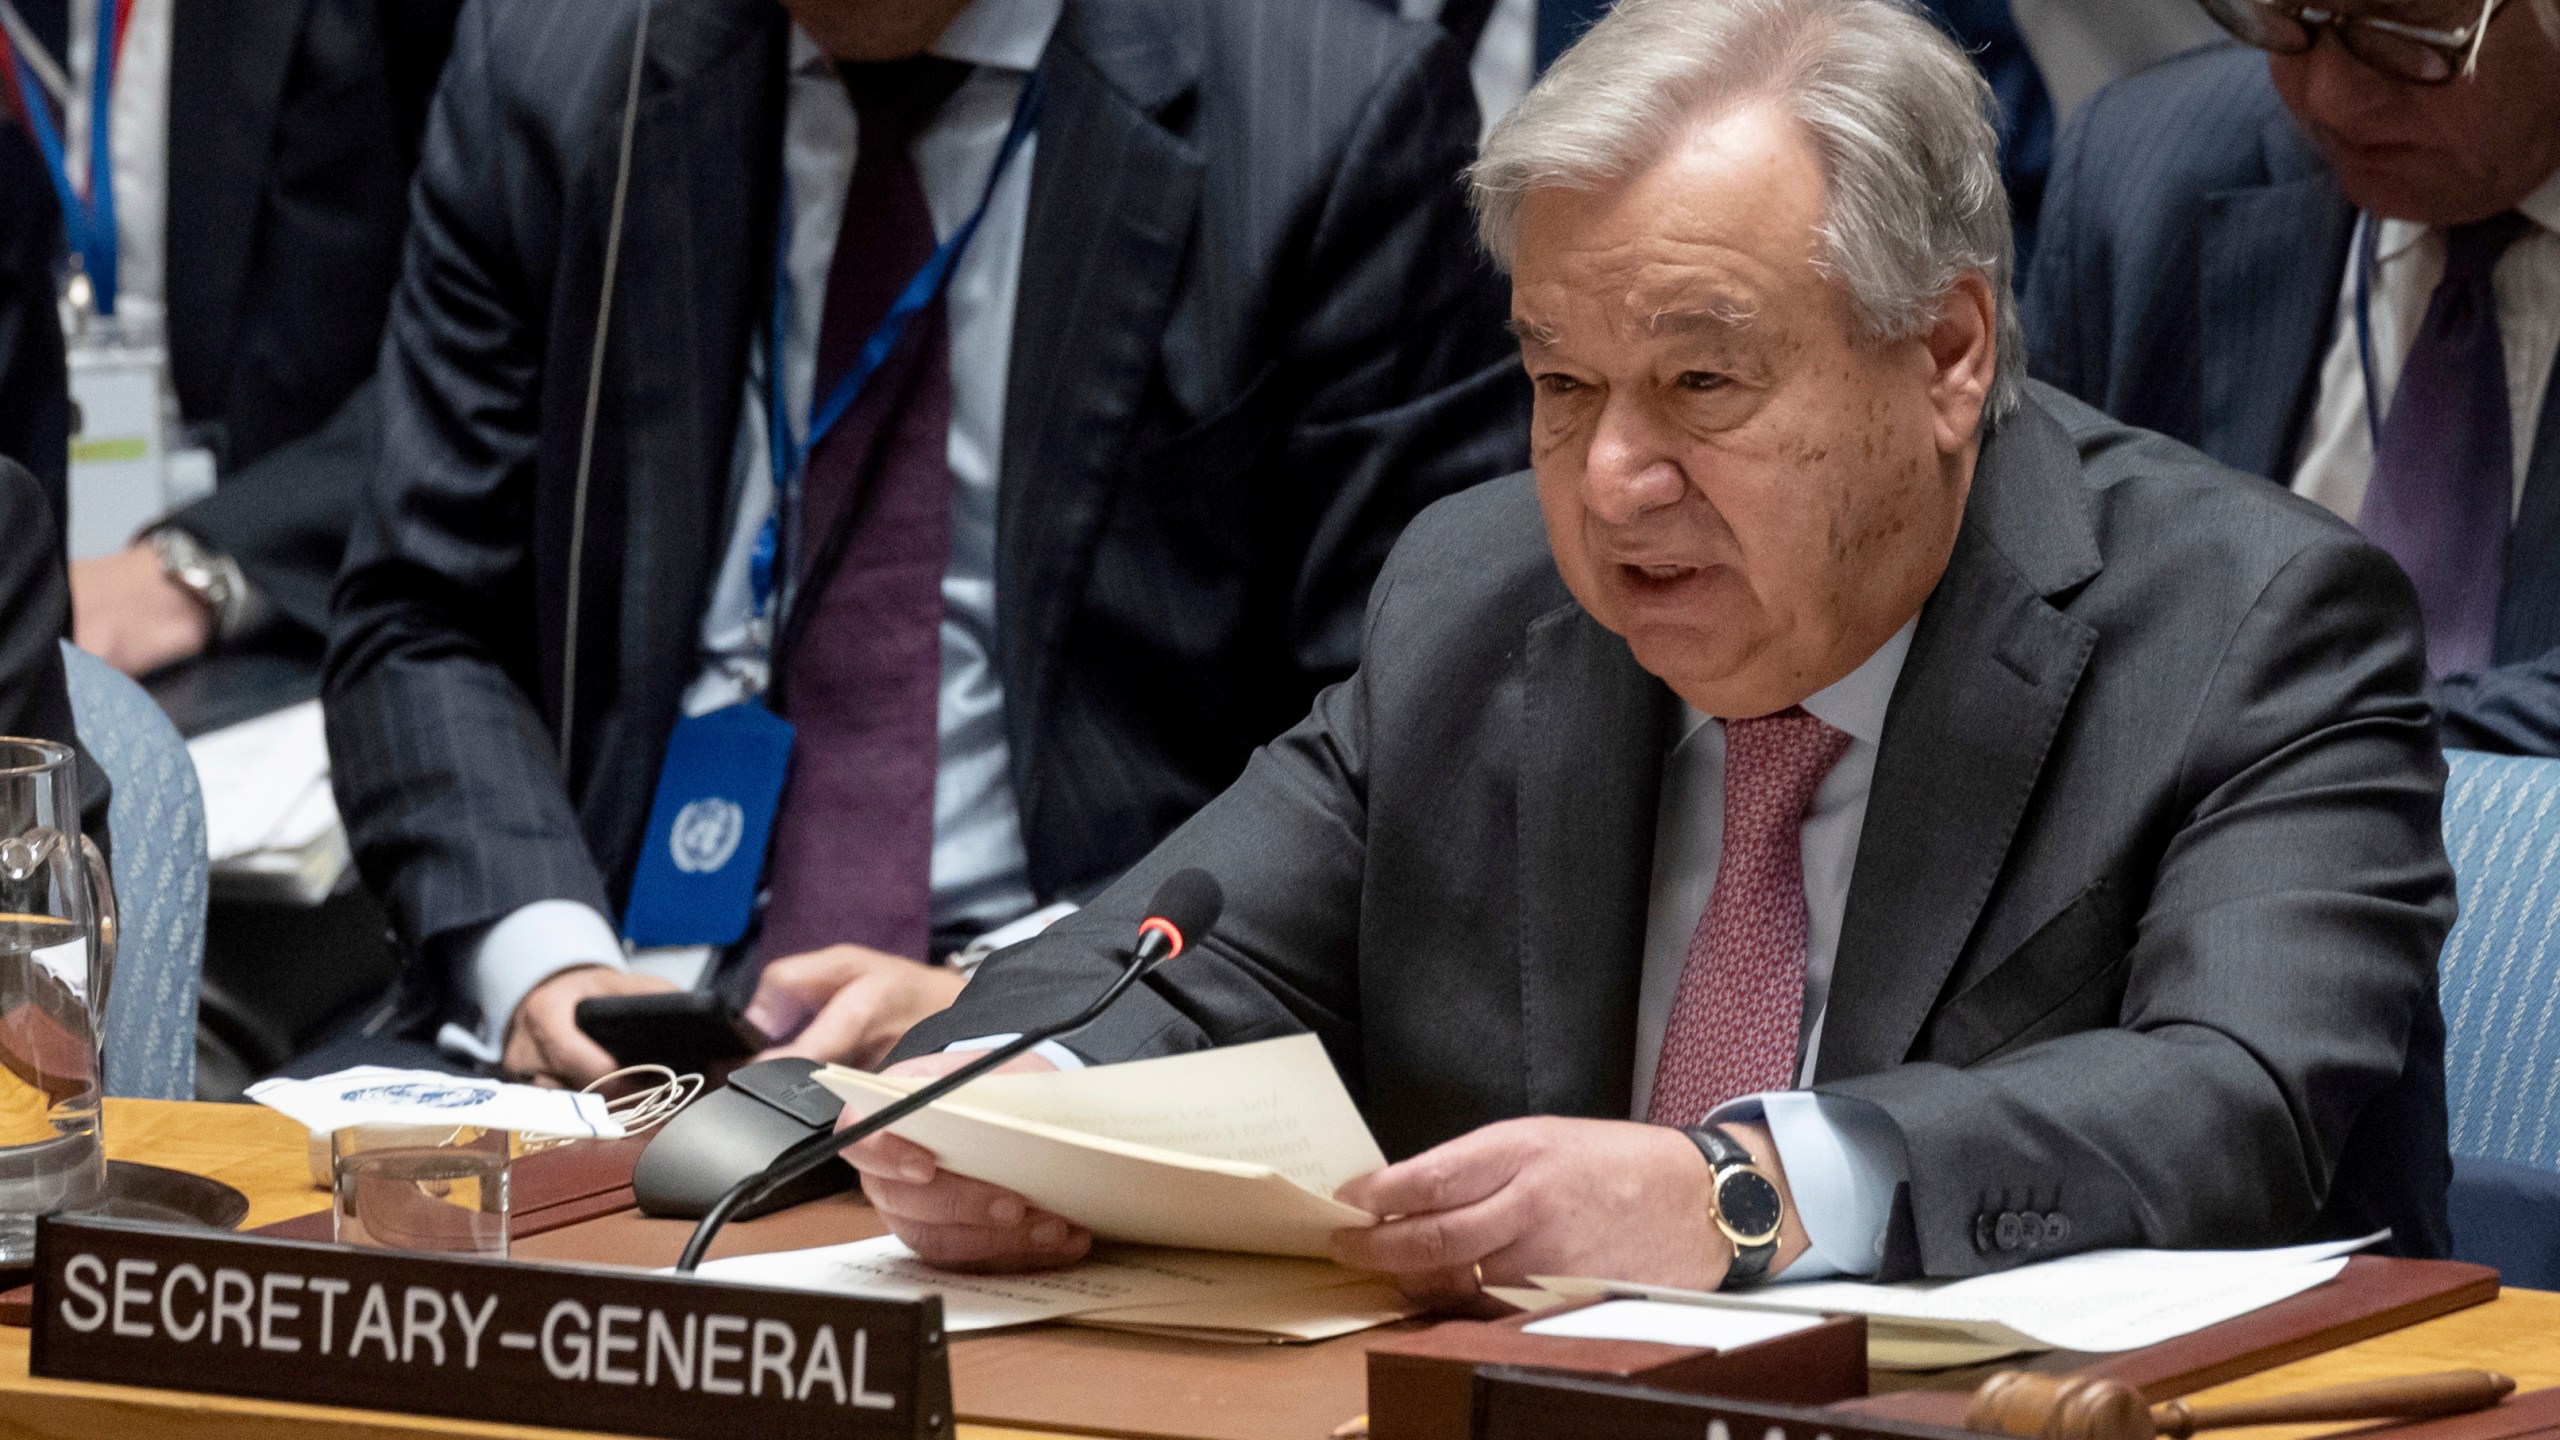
top-left (1365, 1301), bottom-right (1868, 1440)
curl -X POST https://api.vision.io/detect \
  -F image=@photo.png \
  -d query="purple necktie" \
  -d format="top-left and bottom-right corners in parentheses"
top-left (757, 58), bottom-right (973, 967)
top-left (2359, 212), bottom-right (2532, 678)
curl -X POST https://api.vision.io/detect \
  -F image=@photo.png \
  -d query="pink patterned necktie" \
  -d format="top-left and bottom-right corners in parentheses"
top-left (1645, 707), bottom-right (1853, 1127)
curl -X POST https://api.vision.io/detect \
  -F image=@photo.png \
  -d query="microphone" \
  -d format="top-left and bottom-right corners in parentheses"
top-left (674, 869), bottom-right (1224, 1272)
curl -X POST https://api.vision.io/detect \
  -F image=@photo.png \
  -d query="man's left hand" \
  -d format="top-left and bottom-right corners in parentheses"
top-left (70, 544), bottom-right (212, 677)
top-left (745, 944), bottom-right (969, 1070)
top-left (1329, 1116), bottom-right (1808, 1313)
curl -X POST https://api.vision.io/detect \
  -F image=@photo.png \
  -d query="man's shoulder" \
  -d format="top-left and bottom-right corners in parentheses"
top-left (2063, 45), bottom-right (2300, 211)
top-left (2037, 384), bottom-right (2373, 600)
top-left (1371, 473), bottom-right (1574, 637)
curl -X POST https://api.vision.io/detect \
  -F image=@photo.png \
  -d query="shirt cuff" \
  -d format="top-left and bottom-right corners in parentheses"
top-left (1708, 1091), bottom-right (1907, 1280)
top-left (451, 900), bottom-right (628, 1062)
top-left (942, 1033), bottom-right (1087, 1071)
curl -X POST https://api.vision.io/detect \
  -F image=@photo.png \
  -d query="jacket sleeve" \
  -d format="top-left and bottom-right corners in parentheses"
top-left (1818, 535), bottom-right (2451, 1276)
top-left (171, 378), bottom-right (375, 639)
top-left (321, 0), bottom-right (612, 994)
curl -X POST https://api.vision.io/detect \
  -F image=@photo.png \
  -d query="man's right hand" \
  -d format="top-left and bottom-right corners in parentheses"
top-left (503, 966), bottom-right (678, 1087)
top-left (843, 1053), bottom-right (1091, 1271)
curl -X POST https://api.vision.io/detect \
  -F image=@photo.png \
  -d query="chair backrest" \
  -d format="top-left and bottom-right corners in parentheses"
top-left (58, 642), bottom-right (206, 1100)
top-left (2439, 749), bottom-right (2560, 1173)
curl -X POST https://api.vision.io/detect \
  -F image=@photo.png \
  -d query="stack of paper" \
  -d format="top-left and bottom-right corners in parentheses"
top-left (187, 700), bottom-right (349, 904)
top-left (697, 1235), bottom-right (1416, 1344)
top-left (814, 1034), bottom-right (1387, 1258)
top-left (1531, 1233), bottom-right (2386, 1369)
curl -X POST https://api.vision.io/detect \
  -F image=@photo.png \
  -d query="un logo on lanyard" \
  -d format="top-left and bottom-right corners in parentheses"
top-left (669, 796), bottom-right (747, 875)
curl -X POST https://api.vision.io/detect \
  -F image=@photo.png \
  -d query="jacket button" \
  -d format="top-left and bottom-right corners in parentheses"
top-left (1995, 1211), bottom-right (2022, 1250)
top-left (2044, 1212), bottom-right (2071, 1245)
top-left (1975, 1214), bottom-right (1998, 1253)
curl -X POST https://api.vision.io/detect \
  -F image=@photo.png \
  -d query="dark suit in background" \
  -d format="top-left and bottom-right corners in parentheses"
top-left (7, 0), bottom-right (458, 635)
top-left (0, 460), bottom-right (111, 851)
top-left (908, 384), bottom-right (2455, 1274)
top-left (0, 123), bottom-right (66, 528)
top-left (327, 0), bottom-right (1527, 1024)
top-left (2024, 46), bottom-right (2560, 755)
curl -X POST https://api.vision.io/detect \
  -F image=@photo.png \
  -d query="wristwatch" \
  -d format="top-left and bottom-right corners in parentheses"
top-left (1685, 1124), bottom-right (1783, 1288)
top-left (146, 527), bottom-right (246, 639)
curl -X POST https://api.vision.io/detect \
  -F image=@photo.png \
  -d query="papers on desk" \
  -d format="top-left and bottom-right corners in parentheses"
top-left (814, 1035), bottom-right (1386, 1258)
top-left (1532, 1232), bottom-right (2386, 1370)
top-left (693, 1234), bottom-right (1418, 1343)
top-left (186, 700), bottom-right (349, 903)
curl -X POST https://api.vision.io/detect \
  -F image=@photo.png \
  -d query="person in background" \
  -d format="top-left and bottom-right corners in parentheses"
top-left (0, 118), bottom-right (65, 523)
top-left (1384, 0), bottom-right (2051, 261)
top-left (0, 0), bottom-right (459, 675)
top-left (2026, 0), bottom-right (2560, 753)
top-left (858, 0), bottom-right (2450, 1297)
top-left (321, 0), bottom-right (1526, 1084)
top-left (0, 458), bottom-right (111, 852)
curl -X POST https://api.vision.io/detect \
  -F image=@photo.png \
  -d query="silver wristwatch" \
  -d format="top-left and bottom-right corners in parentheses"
top-left (146, 527), bottom-right (250, 639)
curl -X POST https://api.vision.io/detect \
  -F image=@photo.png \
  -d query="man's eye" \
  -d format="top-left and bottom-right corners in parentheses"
top-left (1676, 371), bottom-right (1727, 392)
top-left (1535, 373), bottom-right (1586, 395)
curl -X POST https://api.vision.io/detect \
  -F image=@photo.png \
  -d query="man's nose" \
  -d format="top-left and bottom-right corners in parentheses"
top-left (1579, 398), bottom-right (1688, 525)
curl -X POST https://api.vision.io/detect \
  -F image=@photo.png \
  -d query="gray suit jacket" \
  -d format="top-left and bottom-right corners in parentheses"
top-left (2024, 45), bottom-right (2560, 757)
top-left (325, 0), bottom-right (1526, 1018)
top-left (905, 384), bottom-right (2457, 1275)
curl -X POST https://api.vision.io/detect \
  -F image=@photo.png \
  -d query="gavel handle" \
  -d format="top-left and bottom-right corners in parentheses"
top-left (2152, 1370), bottom-right (2515, 1438)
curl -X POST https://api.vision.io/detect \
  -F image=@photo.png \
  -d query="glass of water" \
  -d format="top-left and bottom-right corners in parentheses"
top-left (332, 1124), bottom-right (512, 1257)
top-left (0, 737), bottom-right (116, 1265)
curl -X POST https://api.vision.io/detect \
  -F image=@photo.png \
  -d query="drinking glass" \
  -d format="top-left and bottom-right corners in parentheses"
top-left (0, 737), bottom-right (117, 1264)
top-left (332, 1124), bottom-right (512, 1257)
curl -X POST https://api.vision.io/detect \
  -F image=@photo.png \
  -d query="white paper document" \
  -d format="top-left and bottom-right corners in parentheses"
top-left (1524, 1300), bottom-right (1824, 1351)
top-left (1534, 1232), bottom-right (2384, 1368)
top-left (816, 1035), bottom-right (1386, 1257)
top-left (188, 700), bottom-right (338, 862)
top-left (694, 1234), bottom-right (1415, 1341)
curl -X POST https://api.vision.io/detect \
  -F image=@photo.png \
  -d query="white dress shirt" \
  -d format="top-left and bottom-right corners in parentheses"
top-left (2291, 168), bottom-right (2560, 523)
top-left (458, 0), bottom-right (1059, 1058)
top-left (1641, 622), bottom-right (1917, 1282)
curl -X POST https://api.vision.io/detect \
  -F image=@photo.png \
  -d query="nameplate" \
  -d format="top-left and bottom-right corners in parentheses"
top-left (29, 1216), bottom-right (951, 1440)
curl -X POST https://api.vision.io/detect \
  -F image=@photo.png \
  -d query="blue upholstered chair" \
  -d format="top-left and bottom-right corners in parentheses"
top-left (59, 642), bottom-right (207, 1100)
top-left (2438, 749), bottom-right (2560, 1288)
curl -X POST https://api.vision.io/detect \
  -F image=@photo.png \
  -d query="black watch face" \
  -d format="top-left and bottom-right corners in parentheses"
top-left (1718, 1170), bottom-right (1783, 1243)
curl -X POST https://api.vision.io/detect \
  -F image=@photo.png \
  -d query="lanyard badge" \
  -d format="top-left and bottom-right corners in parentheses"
top-left (3, 0), bottom-right (127, 318)
top-left (624, 70), bottom-right (1043, 949)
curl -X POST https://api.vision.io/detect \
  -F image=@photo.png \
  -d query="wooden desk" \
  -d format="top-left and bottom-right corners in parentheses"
top-left (1, 1100), bottom-right (2553, 1440)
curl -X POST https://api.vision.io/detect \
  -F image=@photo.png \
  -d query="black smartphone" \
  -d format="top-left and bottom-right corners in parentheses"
top-left (574, 991), bottom-right (770, 1073)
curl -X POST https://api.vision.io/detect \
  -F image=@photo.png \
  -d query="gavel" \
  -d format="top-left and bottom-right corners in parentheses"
top-left (1966, 1368), bottom-right (2516, 1440)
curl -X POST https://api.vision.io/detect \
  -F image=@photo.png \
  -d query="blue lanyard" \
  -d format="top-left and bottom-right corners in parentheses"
top-left (2353, 210), bottom-right (2382, 453)
top-left (752, 69), bottom-right (1043, 623)
top-left (9, 0), bottom-right (120, 317)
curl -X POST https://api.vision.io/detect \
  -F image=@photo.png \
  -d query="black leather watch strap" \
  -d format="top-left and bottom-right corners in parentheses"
top-left (1685, 1124), bottom-right (1780, 1288)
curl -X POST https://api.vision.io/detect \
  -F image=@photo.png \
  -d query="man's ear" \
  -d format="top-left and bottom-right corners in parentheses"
top-left (1923, 271), bottom-right (1998, 456)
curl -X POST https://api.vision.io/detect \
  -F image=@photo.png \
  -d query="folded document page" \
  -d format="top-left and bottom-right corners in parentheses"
top-left (695, 1234), bottom-right (1416, 1342)
top-left (816, 1034), bottom-right (1386, 1257)
top-left (1535, 1232), bottom-right (2386, 1369)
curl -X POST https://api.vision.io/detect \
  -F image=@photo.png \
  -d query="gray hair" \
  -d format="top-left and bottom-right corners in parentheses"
top-left (1469, 0), bottom-right (2025, 420)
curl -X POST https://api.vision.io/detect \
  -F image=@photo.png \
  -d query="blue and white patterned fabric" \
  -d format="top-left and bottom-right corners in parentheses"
top-left (59, 642), bottom-right (206, 1100)
top-left (2439, 749), bottom-right (2560, 1286)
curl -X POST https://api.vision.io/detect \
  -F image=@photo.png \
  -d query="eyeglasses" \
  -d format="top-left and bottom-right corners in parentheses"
top-left (2195, 0), bottom-right (2504, 83)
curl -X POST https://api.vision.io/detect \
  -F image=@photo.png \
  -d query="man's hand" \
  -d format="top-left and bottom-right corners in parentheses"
top-left (843, 1053), bottom-right (1091, 1271)
top-left (743, 944), bottom-right (968, 1071)
top-left (503, 966), bottom-right (677, 1086)
top-left (1329, 1117), bottom-right (1811, 1313)
top-left (71, 545), bottom-right (211, 676)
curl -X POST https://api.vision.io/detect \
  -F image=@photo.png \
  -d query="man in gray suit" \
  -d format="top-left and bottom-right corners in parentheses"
top-left (858, 0), bottom-right (2453, 1301)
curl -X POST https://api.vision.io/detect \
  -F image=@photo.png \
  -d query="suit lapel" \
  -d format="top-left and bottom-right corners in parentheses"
top-left (2497, 366), bottom-right (2560, 663)
top-left (1818, 404), bottom-right (2100, 1081)
top-left (2194, 117), bottom-right (2354, 478)
top-left (164, 0), bottom-right (307, 424)
top-left (997, 4), bottom-right (1203, 816)
top-left (1518, 603), bottom-right (1673, 1118)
